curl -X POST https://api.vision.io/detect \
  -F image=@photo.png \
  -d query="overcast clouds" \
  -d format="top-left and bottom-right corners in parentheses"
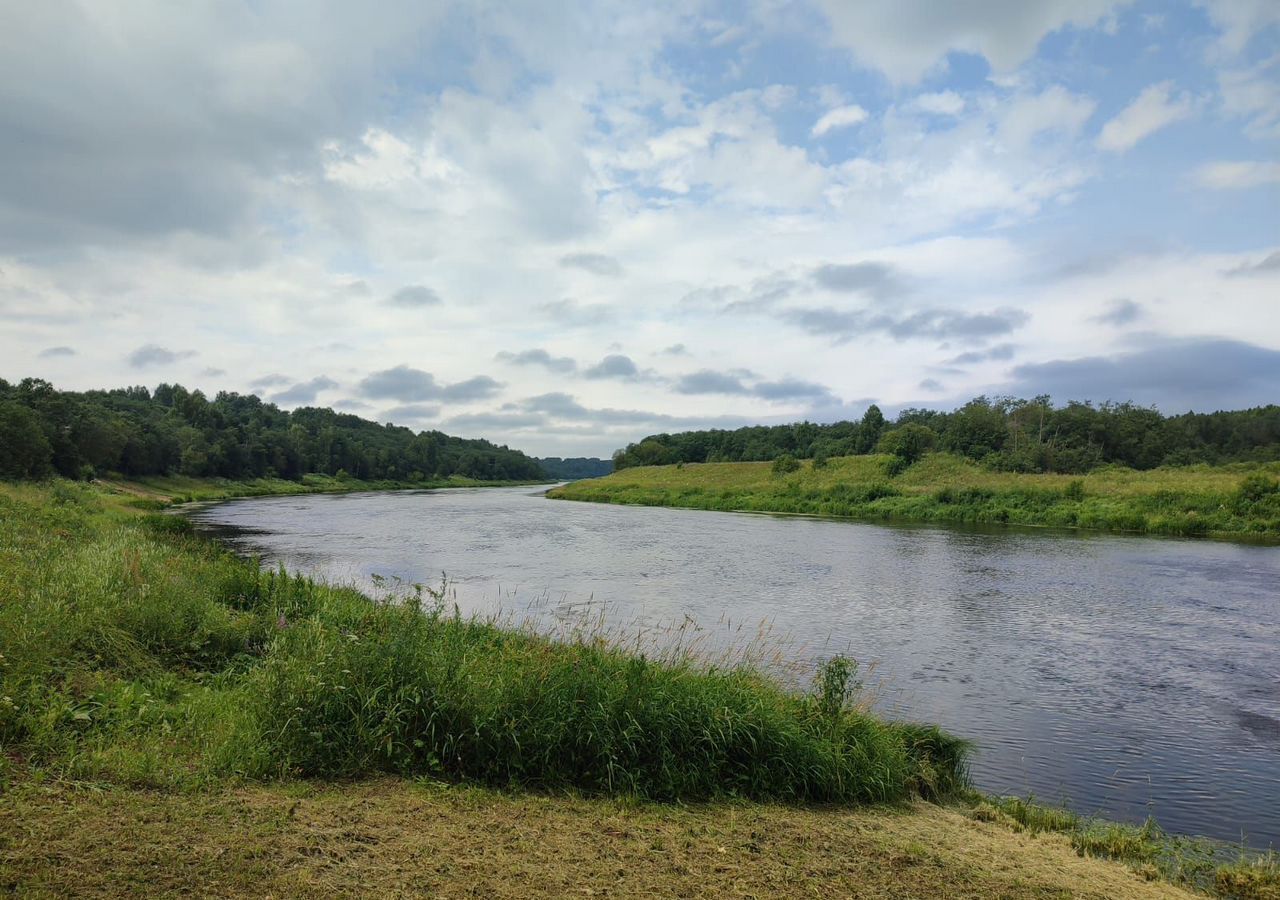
top-left (2, 1), bottom-right (1277, 456)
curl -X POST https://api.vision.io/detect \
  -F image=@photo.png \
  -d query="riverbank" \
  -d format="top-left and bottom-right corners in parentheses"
top-left (96, 472), bottom-right (552, 506)
top-left (548, 453), bottom-right (1280, 540)
top-left (2, 479), bottom-right (1276, 898)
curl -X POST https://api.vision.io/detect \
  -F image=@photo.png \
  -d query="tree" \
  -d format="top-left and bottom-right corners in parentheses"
top-left (877, 423), bottom-right (937, 465)
top-left (0, 401), bottom-right (53, 478)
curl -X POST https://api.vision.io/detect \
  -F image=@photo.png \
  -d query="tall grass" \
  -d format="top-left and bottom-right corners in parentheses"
top-left (550, 453), bottom-right (1280, 540)
top-left (0, 480), bottom-right (966, 804)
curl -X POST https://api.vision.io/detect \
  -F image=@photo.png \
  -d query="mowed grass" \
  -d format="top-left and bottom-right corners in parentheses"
top-left (549, 453), bottom-right (1280, 539)
top-left (0, 779), bottom-right (1211, 900)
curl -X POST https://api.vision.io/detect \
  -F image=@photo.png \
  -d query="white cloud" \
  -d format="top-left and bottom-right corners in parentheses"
top-left (1194, 0), bottom-right (1280, 54)
top-left (912, 91), bottom-right (965, 116)
top-left (811, 104), bottom-right (869, 136)
top-left (1096, 81), bottom-right (1196, 152)
top-left (1194, 160), bottom-right (1280, 188)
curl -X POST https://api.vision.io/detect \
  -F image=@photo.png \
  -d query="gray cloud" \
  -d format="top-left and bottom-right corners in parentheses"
top-left (524, 392), bottom-right (592, 418)
top-left (944, 343), bottom-right (1017, 366)
top-left (1005, 337), bottom-right (1280, 411)
top-left (676, 370), bottom-right (835, 403)
top-left (752, 378), bottom-right (834, 402)
top-left (446, 410), bottom-right (547, 429)
top-left (358, 366), bottom-right (504, 404)
top-left (0, 5), bottom-right (451, 251)
top-left (358, 365), bottom-right (441, 402)
top-left (496, 348), bottom-right (578, 373)
top-left (675, 370), bottom-right (750, 395)
top-left (520, 392), bottom-right (757, 430)
top-left (583, 354), bottom-right (640, 380)
top-left (783, 306), bottom-right (1028, 343)
top-left (440, 375), bottom-right (503, 401)
top-left (680, 273), bottom-right (798, 315)
top-left (387, 285), bottom-right (443, 308)
top-left (201, 367), bottom-right (227, 377)
top-left (559, 252), bottom-right (624, 277)
top-left (539, 298), bottom-right (615, 327)
top-left (127, 344), bottom-right (196, 368)
top-left (1227, 250), bottom-right (1280, 277)
top-left (250, 373), bottom-right (292, 388)
top-left (38, 346), bottom-right (75, 358)
top-left (271, 375), bottom-right (340, 406)
top-left (659, 343), bottom-right (689, 356)
top-left (380, 403), bottom-right (441, 421)
top-left (918, 378), bottom-right (944, 392)
top-left (811, 261), bottom-right (904, 299)
top-left (1090, 298), bottom-right (1143, 326)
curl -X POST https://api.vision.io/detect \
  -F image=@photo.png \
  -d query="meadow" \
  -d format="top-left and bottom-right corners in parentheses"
top-left (2, 478), bottom-right (1276, 897)
top-left (549, 452), bottom-right (1280, 540)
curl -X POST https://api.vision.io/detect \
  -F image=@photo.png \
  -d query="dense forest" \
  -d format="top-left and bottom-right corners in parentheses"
top-left (0, 378), bottom-right (547, 483)
top-left (612, 397), bottom-right (1280, 473)
top-left (536, 457), bottom-right (614, 480)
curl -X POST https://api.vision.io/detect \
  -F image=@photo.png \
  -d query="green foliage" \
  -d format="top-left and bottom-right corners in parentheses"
top-left (608, 395), bottom-right (1280, 474)
top-left (0, 401), bottom-right (54, 479)
top-left (811, 449), bottom-right (830, 469)
top-left (0, 482), bottom-right (968, 806)
top-left (0, 377), bottom-right (547, 483)
top-left (878, 423), bottom-right (937, 464)
top-left (771, 453), bottom-right (801, 477)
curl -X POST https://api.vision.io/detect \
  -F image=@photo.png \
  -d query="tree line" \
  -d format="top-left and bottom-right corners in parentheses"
top-left (0, 378), bottom-right (547, 483)
top-left (536, 457), bottom-right (614, 480)
top-left (611, 397), bottom-right (1280, 473)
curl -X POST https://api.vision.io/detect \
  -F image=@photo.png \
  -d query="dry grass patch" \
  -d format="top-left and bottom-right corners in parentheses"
top-left (0, 778), bottom-right (1200, 899)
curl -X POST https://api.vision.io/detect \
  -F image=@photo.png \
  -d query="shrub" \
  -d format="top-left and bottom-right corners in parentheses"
top-left (771, 454), bottom-right (801, 476)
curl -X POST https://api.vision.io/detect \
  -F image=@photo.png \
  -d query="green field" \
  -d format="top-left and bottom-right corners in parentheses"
top-left (549, 453), bottom-right (1280, 540)
top-left (2, 479), bottom-right (1276, 897)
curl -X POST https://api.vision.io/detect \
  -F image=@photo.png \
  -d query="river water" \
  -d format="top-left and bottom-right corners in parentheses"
top-left (189, 485), bottom-right (1280, 846)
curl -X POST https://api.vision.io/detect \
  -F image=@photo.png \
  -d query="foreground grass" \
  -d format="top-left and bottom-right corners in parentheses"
top-left (3, 479), bottom-right (1275, 897)
top-left (549, 453), bottom-right (1280, 540)
top-left (1, 779), bottom-right (1215, 900)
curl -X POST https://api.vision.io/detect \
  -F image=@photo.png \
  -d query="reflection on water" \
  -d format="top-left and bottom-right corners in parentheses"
top-left (189, 485), bottom-right (1280, 846)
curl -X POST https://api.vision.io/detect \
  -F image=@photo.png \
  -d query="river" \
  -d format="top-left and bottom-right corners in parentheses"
top-left (188, 485), bottom-right (1280, 847)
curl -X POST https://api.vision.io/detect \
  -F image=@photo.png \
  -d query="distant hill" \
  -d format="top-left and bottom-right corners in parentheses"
top-left (536, 456), bottom-right (613, 480)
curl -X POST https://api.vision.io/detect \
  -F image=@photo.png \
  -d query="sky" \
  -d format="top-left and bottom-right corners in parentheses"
top-left (2, 1), bottom-right (1278, 457)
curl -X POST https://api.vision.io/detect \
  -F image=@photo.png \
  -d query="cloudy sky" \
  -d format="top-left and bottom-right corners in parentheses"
top-left (3, 1), bottom-right (1278, 456)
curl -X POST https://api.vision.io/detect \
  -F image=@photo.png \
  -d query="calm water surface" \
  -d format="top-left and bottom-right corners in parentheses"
top-left (189, 486), bottom-right (1280, 846)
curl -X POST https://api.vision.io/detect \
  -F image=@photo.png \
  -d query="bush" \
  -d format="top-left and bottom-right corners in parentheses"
top-left (811, 450), bottom-right (829, 470)
top-left (1237, 473), bottom-right (1279, 503)
top-left (771, 454), bottom-right (801, 477)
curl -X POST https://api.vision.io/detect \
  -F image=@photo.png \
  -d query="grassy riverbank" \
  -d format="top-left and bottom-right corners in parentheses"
top-left (549, 453), bottom-right (1280, 539)
top-left (2, 479), bottom-right (1276, 897)
top-left (98, 471), bottom-right (549, 505)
